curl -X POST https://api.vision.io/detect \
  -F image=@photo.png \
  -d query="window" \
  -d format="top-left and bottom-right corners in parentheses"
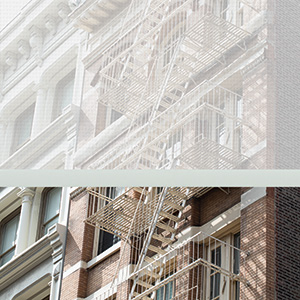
top-left (97, 229), bottom-right (120, 255)
top-left (233, 232), bottom-right (240, 300)
top-left (105, 107), bottom-right (123, 127)
top-left (206, 232), bottom-right (241, 300)
top-left (13, 103), bottom-right (35, 151)
top-left (156, 280), bottom-right (174, 300)
top-left (0, 210), bottom-right (20, 267)
top-left (40, 188), bottom-right (62, 236)
top-left (54, 71), bottom-right (75, 118)
top-left (210, 246), bottom-right (221, 299)
top-left (212, 0), bottom-right (229, 20)
top-left (96, 187), bottom-right (124, 255)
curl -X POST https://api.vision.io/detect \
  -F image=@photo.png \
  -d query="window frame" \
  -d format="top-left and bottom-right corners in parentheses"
top-left (0, 208), bottom-right (21, 267)
top-left (12, 103), bottom-right (35, 153)
top-left (206, 233), bottom-right (240, 300)
top-left (52, 70), bottom-right (75, 121)
top-left (37, 188), bottom-right (62, 239)
top-left (92, 187), bottom-right (125, 257)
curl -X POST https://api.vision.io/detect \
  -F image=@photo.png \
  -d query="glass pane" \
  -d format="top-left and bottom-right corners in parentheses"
top-left (14, 104), bottom-right (34, 149)
top-left (156, 286), bottom-right (164, 300)
top-left (59, 77), bottom-right (74, 111)
top-left (1, 214), bottom-right (19, 254)
top-left (44, 215), bottom-right (59, 235)
top-left (110, 109), bottom-right (122, 124)
top-left (0, 248), bottom-right (15, 267)
top-left (98, 230), bottom-right (114, 254)
top-left (44, 188), bottom-right (61, 223)
top-left (165, 281), bottom-right (173, 300)
top-left (210, 246), bottom-right (221, 299)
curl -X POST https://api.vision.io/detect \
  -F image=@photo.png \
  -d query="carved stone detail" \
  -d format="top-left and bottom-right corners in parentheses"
top-left (29, 25), bottom-right (44, 66)
top-left (68, 0), bottom-right (82, 11)
top-left (58, 3), bottom-right (71, 23)
top-left (5, 51), bottom-right (18, 71)
top-left (17, 39), bottom-right (31, 60)
top-left (45, 14), bottom-right (57, 36)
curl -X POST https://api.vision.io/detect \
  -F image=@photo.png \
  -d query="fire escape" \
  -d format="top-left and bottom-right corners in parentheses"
top-left (86, 187), bottom-right (249, 300)
top-left (89, 0), bottom-right (264, 170)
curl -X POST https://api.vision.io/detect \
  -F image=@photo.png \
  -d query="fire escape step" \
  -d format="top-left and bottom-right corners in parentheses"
top-left (163, 199), bottom-right (184, 211)
top-left (152, 233), bottom-right (174, 245)
top-left (156, 222), bottom-right (176, 233)
top-left (136, 280), bottom-right (153, 289)
top-left (148, 244), bottom-right (167, 255)
top-left (159, 210), bottom-right (181, 222)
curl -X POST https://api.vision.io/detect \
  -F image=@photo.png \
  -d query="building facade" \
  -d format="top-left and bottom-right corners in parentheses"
top-left (60, 187), bottom-right (300, 300)
top-left (0, 187), bottom-right (70, 300)
top-left (0, 0), bottom-right (300, 170)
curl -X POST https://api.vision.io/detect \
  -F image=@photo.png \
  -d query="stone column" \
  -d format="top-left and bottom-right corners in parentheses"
top-left (31, 86), bottom-right (47, 137)
top-left (15, 188), bottom-right (35, 255)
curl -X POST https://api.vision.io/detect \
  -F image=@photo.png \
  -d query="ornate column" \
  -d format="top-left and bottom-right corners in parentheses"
top-left (15, 188), bottom-right (35, 255)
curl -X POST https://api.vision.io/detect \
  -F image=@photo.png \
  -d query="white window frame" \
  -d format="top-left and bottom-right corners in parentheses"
top-left (205, 234), bottom-right (231, 300)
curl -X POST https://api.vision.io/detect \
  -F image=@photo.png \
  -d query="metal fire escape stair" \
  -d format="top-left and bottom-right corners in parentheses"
top-left (89, 1), bottom-right (254, 169)
top-left (86, 187), bottom-right (250, 300)
top-left (129, 187), bottom-right (188, 299)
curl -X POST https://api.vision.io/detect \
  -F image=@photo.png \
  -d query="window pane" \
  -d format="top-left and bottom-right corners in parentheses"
top-left (210, 246), bottom-right (221, 299)
top-left (110, 109), bottom-right (122, 124)
top-left (44, 215), bottom-right (59, 235)
top-left (0, 248), bottom-right (15, 266)
top-left (0, 214), bottom-right (19, 254)
top-left (44, 188), bottom-right (61, 224)
top-left (14, 104), bottom-right (35, 149)
top-left (165, 281), bottom-right (173, 300)
top-left (234, 232), bottom-right (241, 300)
top-left (58, 77), bottom-right (74, 112)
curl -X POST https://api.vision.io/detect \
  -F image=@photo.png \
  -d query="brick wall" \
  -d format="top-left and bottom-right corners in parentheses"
top-left (274, 187), bottom-right (300, 300)
top-left (240, 190), bottom-right (275, 300)
top-left (61, 189), bottom-right (94, 300)
top-left (271, 0), bottom-right (300, 168)
top-left (189, 187), bottom-right (242, 226)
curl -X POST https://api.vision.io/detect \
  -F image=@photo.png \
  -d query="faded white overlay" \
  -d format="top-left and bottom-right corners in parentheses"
top-left (0, 0), bottom-right (298, 169)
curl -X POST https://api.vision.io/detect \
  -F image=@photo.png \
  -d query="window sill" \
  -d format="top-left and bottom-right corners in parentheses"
top-left (87, 241), bottom-right (121, 269)
top-left (0, 105), bottom-right (75, 169)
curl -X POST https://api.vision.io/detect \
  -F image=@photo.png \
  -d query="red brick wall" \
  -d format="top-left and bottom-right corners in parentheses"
top-left (189, 187), bottom-right (242, 226)
top-left (240, 191), bottom-right (275, 300)
top-left (61, 189), bottom-right (94, 300)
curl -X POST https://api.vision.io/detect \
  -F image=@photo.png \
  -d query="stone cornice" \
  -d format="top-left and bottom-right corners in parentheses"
top-left (0, 0), bottom-right (73, 86)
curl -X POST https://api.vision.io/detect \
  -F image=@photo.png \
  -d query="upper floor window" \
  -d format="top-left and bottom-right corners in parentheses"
top-left (13, 103), bottom-right (35, 152)
top-left (212, 0), bottom-right (229, 19)
top-left (156, 277), bottom-right (174, 300)
top-left (40, 188), bottom-right (62, 237)
top-left (95, 187), bottom-right (124, 256)
top-left (206, 232), bottom-right (241, 300)
top-left (0, 210), bottom-right (20, 267)
top-left (53, 71), bottom-right (75, 119)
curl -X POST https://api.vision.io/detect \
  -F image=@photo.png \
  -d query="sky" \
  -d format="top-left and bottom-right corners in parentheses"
top-left (0, 0), bottom-right (31, 31)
